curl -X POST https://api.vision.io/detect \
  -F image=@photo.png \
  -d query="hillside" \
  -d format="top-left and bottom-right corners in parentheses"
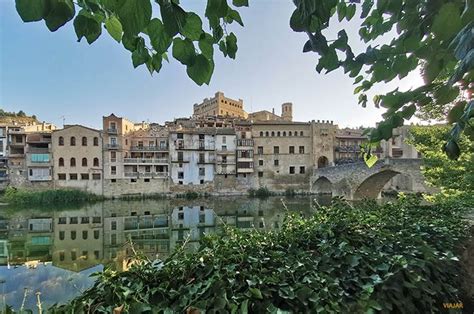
top-left (0, 109), bottom-right (39, 125)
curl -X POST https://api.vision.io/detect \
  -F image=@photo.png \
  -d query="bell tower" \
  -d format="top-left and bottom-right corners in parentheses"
top-left (281, 102), bottom-right (293, 121)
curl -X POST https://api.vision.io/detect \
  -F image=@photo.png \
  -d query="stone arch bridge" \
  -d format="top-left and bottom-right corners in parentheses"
top-left (311, 158), bottom-right (430, 200)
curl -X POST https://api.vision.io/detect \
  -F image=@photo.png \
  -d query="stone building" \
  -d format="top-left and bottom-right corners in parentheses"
top-left (215, 128), bottom-right (237, 176)
top-left (169, 128), bottom-right (216, 187)
top-left (248, 103), bottom-right (293, 122)
top-left (51, 125), bottom-right (103, 195)
top-left (0, 126), bottom-right (7, 185)
top-left (193, 91), bottom-right (247, 119)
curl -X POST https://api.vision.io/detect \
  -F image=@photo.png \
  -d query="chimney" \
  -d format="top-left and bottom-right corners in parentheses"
top-left (272, 108), bottom-right (275, 115)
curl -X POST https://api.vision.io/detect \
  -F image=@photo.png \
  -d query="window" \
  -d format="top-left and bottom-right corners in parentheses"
top-left (277, 131), bottom-right (281, 136)
top-left (59, 136), bottom-right (64, 146)
top-left (70, 217), bottom-right (78, 224)
top-left (81, 158), bottom-right (87, 167)
top-left (94, 230), bottom-right (100, 239)
top-left (131, 178), bottom-right (137, 183)
top-left (258, 171), bottom-right (263, 177)
top-left (199, 153), bottom-right (205, 163)
top-left (111, 178), bottom-right (116, 183)
top-left (111, 221), bottom-right (117, 230)
top-left (257, 146), bottom-right (263, 155)
top-left (71, 251), bottom-right (77, 260)
top-left (200, 179), bottom-right (204, 184)
top-left (110, 151), bottom-right (116, 162)
top-left (111, 234), bottom-right (117, 245)
top-left (289, 146), bottom-right (295, 154)
top-left (299, 146), bottom-right (305, 154)
top-left (178, 171), bottom-right (184, 179)
top-left (222, 136), bottom-right (226, 144)
top-left (260, 131), bottom-right (263, 137)
top-left (177, 151), bottom-right (184, 161)
top-left (289, 131), bottom-right (292, 136)
top-left (69, 173), bottom-right (78, 180)
top-left (82, 251), bottom-right (88, 260)
top-left (274, 159), bottom-right (279, 166)
top-left (92, 173), bottom-right (101, 180)
top-left (199, 168), bottom-right (205, 176)
top-left (70, 158), bottom-right (76, 167)
top-left (58, 217), bottom-right (66, 224)
top-left (111, 166), bottom-right (116, 175)
top-left (300, 131), bottom-right (304, 136)
top-left (178, 213), bottom-right (184, 220)
top-left (265, 131), bottom-right (269, 136)
top-left (82, 231), bottom-right (88, 240)
top-left (259, 160), bottom-right (263, 166)
top-left (59, 158), bottom-right (64, 166)
top-left (144, 178), bottom-right (150, 183)
top-left (110, 122), bottom-right (116, 130)
top-left (82, 137), bottom-right (87, 146)
top-left (94, 250), bottom-right (100, 259)
top-left (289, 166), bottom-right (295, 174)
top-left (283, 131), bottom-right (286, 136)
top-left (70, 137), bottom-right (76, 146)
top-left (271, 131), bottom-right (275, 136)
top-left (58, 173), bottom-right (66, 180)
top-left (300, 166), bottom-right (305, 174)
top-left (81, 217), bottom-right (89, 224)
top-left (93, 158), bottom-right (99, 167)
top-left (59, 231), bottom-right (65, 240)
top-left (177, 133), bottom-right (183, 139)
top-left (71, 231), bottom-right (76, 240)
top-left (294, 131), bottom-right (298, 136)
top-left (92, 216), bottom-right (101, 223)
top-left (59, 252), bottom-right (65, 261)
top-left (273, 146), bottom-right (279, 154)
top-left (93, 137), bottom-right (99, 146)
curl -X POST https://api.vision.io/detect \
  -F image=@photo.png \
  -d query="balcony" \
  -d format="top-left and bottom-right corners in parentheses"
top-left (28, 176), bottom-right (52, 182)
top-left (237, 168), bottom-right (254, 173)
top-left (107, 128), bottom-right (118, 134)
top-left (26, 136), bottom-right (51, 143)
top-left (27, 147), bottom-right (49, 154)
top-left (197, 156), bottom-right (216, 164)
top-left (124, 172), bottom-right (138, 178)
top-left (237, 139), bottom-right (254, 147)
top-left (124, 172), bottom-right (168, 178)
top-left (130, 145), bottom-right (168, 152)
top-left (123, 158), bottom-right (168, 164)
top-left (175, 140), bottom-right (215, 151)
top-left (105, 144), bottom-right (121, 149)
top-left (171, 157), bottom-right (190, 163)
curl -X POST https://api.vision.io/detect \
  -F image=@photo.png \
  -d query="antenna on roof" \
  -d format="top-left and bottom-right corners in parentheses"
top-left (60, 115), bottom-right (66, 128)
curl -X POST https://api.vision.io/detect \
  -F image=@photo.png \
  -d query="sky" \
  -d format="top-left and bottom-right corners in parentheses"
top-left (0, 0), bottom-right (423, 130)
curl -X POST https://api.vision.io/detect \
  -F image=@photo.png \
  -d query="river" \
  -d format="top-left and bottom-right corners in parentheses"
top-left (0, 195), bottom-right (331, 310)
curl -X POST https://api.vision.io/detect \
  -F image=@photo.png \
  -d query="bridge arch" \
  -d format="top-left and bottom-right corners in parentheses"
top-left (354, 170), bottom-right (400, 199)
top-left (313, 176), bottom-right (333, 194)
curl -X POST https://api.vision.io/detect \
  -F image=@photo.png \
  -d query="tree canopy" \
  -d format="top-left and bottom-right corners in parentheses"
top-left (14, 0), bottom-right (474, 158)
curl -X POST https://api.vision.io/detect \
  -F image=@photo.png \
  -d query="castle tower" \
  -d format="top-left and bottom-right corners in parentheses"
top-left (281, 102), bottom-right (293, 121)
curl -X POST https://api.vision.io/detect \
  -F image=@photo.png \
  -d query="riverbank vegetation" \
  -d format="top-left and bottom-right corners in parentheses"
top-left (1, 187), bottom-right (103, 206)
top-left (51, 195), bottom-right (472, 313)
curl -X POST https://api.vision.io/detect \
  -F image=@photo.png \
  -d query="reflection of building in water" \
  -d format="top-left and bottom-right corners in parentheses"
top-left (103, 204), bottom-right (171, 267)
top-left (170, 206), bottom-right (215, 252)
top-left (52, 205), bottom-right (103, 272)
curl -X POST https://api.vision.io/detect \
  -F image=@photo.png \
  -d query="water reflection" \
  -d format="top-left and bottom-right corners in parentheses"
top-left (0, 196), bottom-right (326, 309)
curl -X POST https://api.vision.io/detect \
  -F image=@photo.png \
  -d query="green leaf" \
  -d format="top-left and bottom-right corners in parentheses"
top-left (249, 287), bottom-right (263, 299)
top-left (443, 139), bottom-right (460, 160)
top-left (225, 33), bottom-right (238, 59)
top-left (206, 0), bottom-right (229, 19)
top-left (15, 0), bottom-right (49, 22)
top-left (199, 33), bottom-right (214, 60)
top-left (432, 3), bottom-right (462, 41)
top-left (172, 38), bottom-right (196, 66)
top-left (447, 101), bottom-right (466, 124)
top-left (44, 0), bottom-right (75, 32)
top-left (74, 11), bottom-right (102, 44)
top-left (187, 54), bottom-right (214, 85)
top-left (160, 1), bottom-right (187, 37)
top-left (116, 0), bottom-right (152, 36)
top-left (105, 15), bottom-right (123, 42)
top-left (434, 86), bottom-right (459, 105)
top-left (122, 34), bottom-right (140, 52)
top-left (131, 38), bottom-right (150, 68)
top-left (228, 9), bottom-right (244, 26)
top-left (240, 299), bottom-right (249, 314)
top-left (346, 4), bottom-right (356, 21)
top-left (401, 104), bottom-right (416, 119)
top-left (233, 0), bottom-right (248, 7)
top-left (147, 18), bottom-right (172, 54)
top-left (337, 2), bottom-right (346, 22)
top-left (151, 53), bottom-right (163, 73)
top-left (181, 13), bottom-right (203, 41)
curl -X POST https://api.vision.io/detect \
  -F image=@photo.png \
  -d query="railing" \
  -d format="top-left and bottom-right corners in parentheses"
top-left (105, 144), bottom-right (120, 149)
top-left (130, 145), bottom-right (169, 151)
top-left (335, 145), bottom-right (362, 152)
top-left (107, 128), bottom-right (118, 134)
top-left (27, 147), bottom-right (50, 154)
top-left (124, 172), bottom-right (168, 178)
top-left (175, 140), bottom-right (215, 150)
top-left (197, 156), bottom-right (216, 163)
top-left (124, 172), bottom-right (138, 178)
top-left (26, 138), bottom-right (51, 143)
top-left (123, 158), bottom-right (168, 164)
top-left (237, 139), bottom-right (254, 147)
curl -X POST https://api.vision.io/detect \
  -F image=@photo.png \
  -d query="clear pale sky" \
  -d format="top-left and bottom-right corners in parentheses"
top-left (0, 0), bottom-right (422, 129)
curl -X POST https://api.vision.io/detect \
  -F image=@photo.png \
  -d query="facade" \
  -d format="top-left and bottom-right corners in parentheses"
top-left (52, 125), bottom-right (103, 195)
top-left (215, 128), bottom-right (237, 176)
top-left (0, 126), bottom-right (7, 183)
top-left (248, 103), bottom-right (293, 122)
top-left (193, 91), bottom-right (247, 119)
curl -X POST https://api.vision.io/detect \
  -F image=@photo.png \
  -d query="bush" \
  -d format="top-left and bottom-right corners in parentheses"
top-left (52, 196), bottom-right (471, 313)
top-left (1, 187), bottom-right (102, 206)
top-left (248, 187), bottom-right (273, 198)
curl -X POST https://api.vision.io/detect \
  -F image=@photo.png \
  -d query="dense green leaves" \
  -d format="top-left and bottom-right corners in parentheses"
top-left (74, 11), bottom-right (102, 44)
top-left (147, 18), bottom-right (172, 54)
top-left (181, 13), bottom-right (203, 41)
top-left (432, 3), bottom-right (462, 41)
top-left (44, 0), bottom-right (75, 32)
top-left (105, 16), bottom-right (123, 42)
top-left (116, 0), bottom-right (152, 36)
top-left (172, 38), bottom-right (196, 66)
top-left (15, 0), bottom-right (49, 22)
top-left (187, 54), bottom-right (214, 86)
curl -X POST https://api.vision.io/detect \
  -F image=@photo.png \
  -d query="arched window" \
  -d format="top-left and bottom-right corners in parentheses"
top-left (300, 131), bottom-right (304, 136)
top-left (70, 137), bottom-right (76, 146)
top-left (271, 131), bottom-right (275, 137)
top-left (70, 158), bottom-right (76, 167)
top-left (265, 131), bottom-right (269, 137)
top-left (58, 136), bottom-right (64, 146)
top-left (283, 131), bottom-right (286, 136)
top-left (260, 131), bottom-right (263, 137)
top-left (294, 131), bottom-right (298, 136)
top-left (82, 158), bottom-right (87, 167)
top-left (93, 158), bottom-right (99, 167)
top-left (59, 158), bottom-right (64, 167)
top-left (289, 131), bottom-right (292, 136)
top-left (277, 131), bottom-right (281, 137)
top-left (82, 137), bottom-right (87, 146)
top-left (93, 137), bottom-right (99, 146)
top-left (82, 231), bottom-right (88, 240)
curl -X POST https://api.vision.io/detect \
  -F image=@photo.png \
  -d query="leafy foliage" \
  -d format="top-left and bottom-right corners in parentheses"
top-left (2, 186), bottom-right (103, 206)
top-left (50, 196), bottom-right (471, 313)
top-left (14, 0), bottom-right (247, 86)
top-left (409, 125), bottom-right (474, 196)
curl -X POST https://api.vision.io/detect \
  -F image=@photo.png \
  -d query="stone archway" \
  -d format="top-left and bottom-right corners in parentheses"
top-left (317, 156), bottom-right (329, 168)
top-left (313, 176), bottom-right (332, 194)
top-left (354, 170), bottom-right (400, 199)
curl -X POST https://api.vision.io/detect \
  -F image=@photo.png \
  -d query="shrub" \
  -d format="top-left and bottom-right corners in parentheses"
top-left (248, 187), bottom-right (273, 198)
top-left (1, 187), bottom-right (102, 206)
top-left (52, 196), bottom-right (471, 313)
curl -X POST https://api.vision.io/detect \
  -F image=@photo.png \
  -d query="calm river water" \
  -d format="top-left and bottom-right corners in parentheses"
top-left (0, 196), bottom-right (330, 310)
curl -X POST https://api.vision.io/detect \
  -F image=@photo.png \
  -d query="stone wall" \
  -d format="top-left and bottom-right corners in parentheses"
top-left (103, 178), bottom-right (169, 197)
